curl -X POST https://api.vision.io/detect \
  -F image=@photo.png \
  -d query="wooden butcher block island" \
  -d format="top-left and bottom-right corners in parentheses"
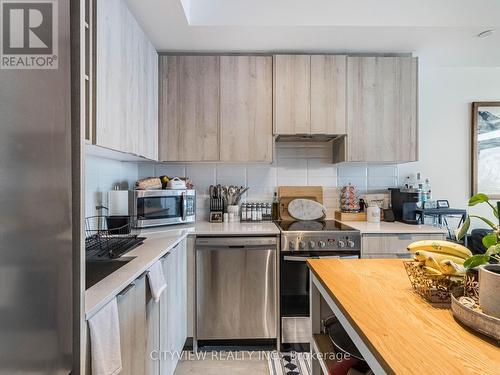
top-left (307, 259), bottom-right (500, 375)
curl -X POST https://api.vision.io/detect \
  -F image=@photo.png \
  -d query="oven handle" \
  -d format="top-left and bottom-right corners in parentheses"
top-left (283, 255), bottom-right (359, 262)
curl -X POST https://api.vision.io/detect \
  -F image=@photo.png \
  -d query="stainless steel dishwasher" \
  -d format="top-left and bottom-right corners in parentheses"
top-left (196, 236), bottom-right (277, 340)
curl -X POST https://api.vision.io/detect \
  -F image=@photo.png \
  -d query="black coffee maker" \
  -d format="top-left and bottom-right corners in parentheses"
top-left (389, 188), bottom-right (421, 224)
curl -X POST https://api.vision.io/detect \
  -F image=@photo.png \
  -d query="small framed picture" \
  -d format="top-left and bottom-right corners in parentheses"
top-left (209, 211), bottom-right (223, 223)
top-left (436, 200), bottom-right (450, 209)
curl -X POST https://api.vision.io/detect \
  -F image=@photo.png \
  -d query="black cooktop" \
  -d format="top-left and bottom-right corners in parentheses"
top-left (275, 220), bottom-right (357, 232)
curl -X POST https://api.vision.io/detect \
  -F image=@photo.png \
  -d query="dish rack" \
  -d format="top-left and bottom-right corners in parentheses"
top-left (85, 216), bottom-right (140, 259)
top-left (404, 261), bottom-right (464, 306)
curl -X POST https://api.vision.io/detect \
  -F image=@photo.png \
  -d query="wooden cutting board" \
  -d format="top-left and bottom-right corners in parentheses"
top-left (278, 186), bottom-right (323, 221)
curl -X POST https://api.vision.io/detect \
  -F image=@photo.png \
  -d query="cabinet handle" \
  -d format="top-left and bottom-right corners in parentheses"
top-left (117, 283), bottom-right (135, 297)
top-left (161, 252), bottom-right (171, 260)
top-left (138, 271), bottom-right (148, 279)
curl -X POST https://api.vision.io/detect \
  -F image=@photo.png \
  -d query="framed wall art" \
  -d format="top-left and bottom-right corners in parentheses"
top-left (471, 102), bottom-right (500, 199)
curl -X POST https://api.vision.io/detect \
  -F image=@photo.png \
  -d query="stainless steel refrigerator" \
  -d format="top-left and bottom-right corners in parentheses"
top-left (0, 0), bottom-right (76, 373)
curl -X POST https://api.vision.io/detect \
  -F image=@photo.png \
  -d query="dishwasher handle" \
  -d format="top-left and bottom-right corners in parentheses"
top-left (196, 236), bottom-right (277, 248)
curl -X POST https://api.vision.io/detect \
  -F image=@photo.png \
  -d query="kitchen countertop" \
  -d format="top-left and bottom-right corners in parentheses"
top-left (308, 259), bottom-right (500, 375)
top-left (340, 220), bottom-right (447, 234)
top-left (192, 220), bottom-right (280, 235)
top-left (85, 220), bottom-right (279, 318)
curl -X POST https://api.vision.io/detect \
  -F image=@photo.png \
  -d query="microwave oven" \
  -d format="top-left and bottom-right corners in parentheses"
top-left (128, 189), bottom-right (196, 228)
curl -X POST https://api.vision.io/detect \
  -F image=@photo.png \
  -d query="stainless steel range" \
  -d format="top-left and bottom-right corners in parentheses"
top-left (276, 220), bottom-right (361, 349)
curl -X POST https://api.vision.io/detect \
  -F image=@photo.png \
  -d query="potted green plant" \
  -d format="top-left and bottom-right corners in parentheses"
top-left (456, 193), bottom-right (500, 317)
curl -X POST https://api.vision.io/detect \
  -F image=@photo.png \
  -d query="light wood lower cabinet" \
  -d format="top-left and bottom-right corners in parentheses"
top-left (146, 240), bottom-right (188, 375)
top-left (361, 233), bottom-right (445, 259)
top-left (87, 240), bottom-right (188, 375)
top-left (117, 274), bottom-right (147, 375)
top-left (160, 239), bottom-right (188, 375)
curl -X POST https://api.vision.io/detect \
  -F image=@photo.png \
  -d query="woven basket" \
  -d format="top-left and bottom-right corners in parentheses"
top-left (404, 261), bottom-right (464, 306)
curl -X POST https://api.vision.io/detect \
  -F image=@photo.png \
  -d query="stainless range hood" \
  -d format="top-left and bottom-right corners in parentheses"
top-left (275, 134), bottom-right (342, 142)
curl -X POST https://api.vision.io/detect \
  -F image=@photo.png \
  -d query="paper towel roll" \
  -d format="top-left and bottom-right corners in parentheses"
top-left (108, 190), bottom-right (129, 216)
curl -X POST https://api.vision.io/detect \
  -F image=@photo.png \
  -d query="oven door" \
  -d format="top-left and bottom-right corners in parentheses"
top-left (280, 252), bottom-right (358, 344)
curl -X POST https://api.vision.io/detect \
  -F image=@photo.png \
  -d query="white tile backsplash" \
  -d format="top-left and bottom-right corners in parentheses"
top-left (337, 164), bottom-right (368, 177)
top-left (91, 142), bottom-right (399, 219)
top-left (367, 164), bottom-right (398, 177)
top-left (85, 155), bottom-right (139, 218)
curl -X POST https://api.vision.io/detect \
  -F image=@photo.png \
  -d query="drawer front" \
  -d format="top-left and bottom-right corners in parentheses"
top-left (362, 233), bottom-right (444, 256)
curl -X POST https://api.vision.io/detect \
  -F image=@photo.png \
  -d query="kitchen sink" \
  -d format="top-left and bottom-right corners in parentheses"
top-left (85, 257), bottom-right (136, 290)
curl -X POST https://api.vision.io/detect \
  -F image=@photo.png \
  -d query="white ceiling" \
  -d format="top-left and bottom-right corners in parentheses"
top-left (125, 0), bottom-right (500, 67)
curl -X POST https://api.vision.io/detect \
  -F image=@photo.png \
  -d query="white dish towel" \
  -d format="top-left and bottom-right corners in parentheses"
top-left (147, 260), bottom-right (167, 302)
top-left (88, 298), bottom-right (122, 375)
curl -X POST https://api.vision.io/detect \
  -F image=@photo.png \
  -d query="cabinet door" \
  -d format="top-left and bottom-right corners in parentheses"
top-left (146, 257), bottom-right (170, 375)
top-left (96, 0), bottom-right (158, 159)
top-left (311, 55), bottom-right (347, 134)
top-left (159, 240), bottom-right (187, 375)
top-left (159, 252), bottom-right (175, 375)
top-left (347, 56), bottom-right (418, 162)
top-left (159, 56), bottom-right (220, 161)
top-left (361, 233), bottom-right (445, 258)
top-left (174, 239), bottom-right (188, 353)
top-left (273, 55), bottom-right (311, 135)
top-left (137, 37), bottom-right (159, 160)
top-left (220, 56), bottom-right (273, 162)
top-left (186, 236), bottom-right (196, 338)
top-left (117, 275), bottom-right (147, 375)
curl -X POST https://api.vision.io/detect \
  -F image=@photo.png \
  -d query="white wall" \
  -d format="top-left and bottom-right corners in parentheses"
top-left (398, 66), bottom-right (500, 228)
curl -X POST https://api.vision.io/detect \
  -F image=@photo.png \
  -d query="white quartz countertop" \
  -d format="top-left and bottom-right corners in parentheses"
top-left (85, 221), bottom-right (279, 319)
top-left (340, 220), bottom-right (448, 234)
top-left (192, 220), bottom-right (280, 235)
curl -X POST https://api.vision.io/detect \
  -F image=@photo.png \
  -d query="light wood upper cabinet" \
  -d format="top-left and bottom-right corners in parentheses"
top-left (274, 54), bottom-right (347, 136)
top-left (159, 55), bottom-right (220, 162)
top-left (95, 0), bottom-right (158, 160)
top-left (344, 56), bottom-right (418, 162)
top-left (273, 55), bottom-right (311, 135)
top-left (311, 55), bottom-right (347, 134)
top-left (220, 56), bottom-right (273, 162)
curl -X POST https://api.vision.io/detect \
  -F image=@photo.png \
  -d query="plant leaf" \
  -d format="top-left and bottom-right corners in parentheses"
top-left (464, 254), bottom-right (490, 270)
top-left (486, 244), bottom-right (500, 257)
top-left (455, 216), bottom-right (470, 240)
top-left (486, 201), bottom-right (499, 219)
top-left (469, 214), bottom-right (498, 230)
top-left (482, 232), bottom-right (498, 248)
top-left (468, 193), bottom-right (490, 206)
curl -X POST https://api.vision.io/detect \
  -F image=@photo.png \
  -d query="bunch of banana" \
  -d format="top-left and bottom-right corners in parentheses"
top-left (407, 240), bottom-right (471, 276)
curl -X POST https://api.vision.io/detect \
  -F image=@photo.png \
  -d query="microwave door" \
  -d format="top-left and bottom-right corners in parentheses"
top-left (137, 195), bottom-right (182, 220)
